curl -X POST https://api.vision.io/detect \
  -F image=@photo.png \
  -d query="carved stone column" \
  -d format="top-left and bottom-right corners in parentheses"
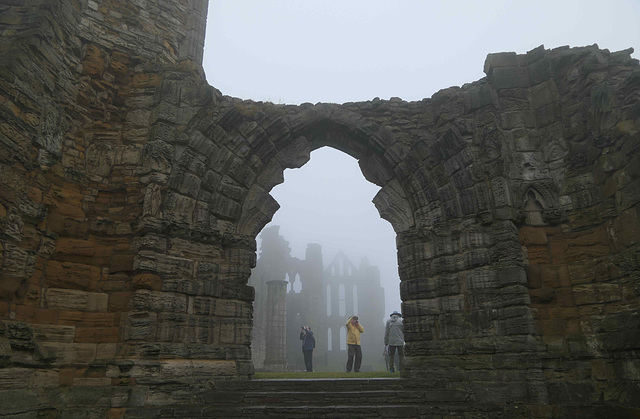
top-left (263, 280), bottom-right (288, 371)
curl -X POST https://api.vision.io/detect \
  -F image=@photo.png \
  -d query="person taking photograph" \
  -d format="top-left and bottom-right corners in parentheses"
top-left (345, 315), bottom-right (364, 372)
top-left (299, 326), bottom-right (315, 372)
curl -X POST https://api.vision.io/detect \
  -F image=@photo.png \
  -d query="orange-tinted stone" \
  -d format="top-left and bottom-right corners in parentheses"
top-left (548, 238), bottom-right (568, 264)
top-left (107, 408), bottom-right (126, 419)
top-left (82, 44), bottom-right (105, 77)
top-left (58, 311), bottom-right (117, 327)
top-left (75, 327), bottom-right (119, 343)
top-left (519, 226), bottom-right (548, 245)
top-left (34, 308), bottom-right (58, 324)
top-left (53, 238), bottom-right (114, 265)
top-left (110, 253), bottom-right (134, 272)
top-left (555, 287), bottom-right (575, 307)
top-left (44, 260), bottom-right (102, 291)
top-left (527, 245), bottom-right (550, 264)
top-left (46, 213), bottom-right (88, 237)
top-left (59, 368), bottom-right (76, 386)
top-left (107, 292), bottom-right (131, 312)
top-left (14, 304), bottom-right (36, 321)
top-left (132, 73), bottom-right (162, 88)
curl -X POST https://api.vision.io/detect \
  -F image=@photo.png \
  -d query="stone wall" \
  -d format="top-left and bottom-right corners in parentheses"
top-left (0, 0), bottom-right (639, 417)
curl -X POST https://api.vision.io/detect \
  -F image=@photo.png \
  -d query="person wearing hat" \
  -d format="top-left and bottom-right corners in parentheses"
top-left (345, 315), bottom-right (364, 372)
top-left (384, 311), bottom-right (404, 373)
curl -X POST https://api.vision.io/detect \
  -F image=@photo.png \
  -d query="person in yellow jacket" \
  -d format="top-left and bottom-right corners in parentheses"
top-left (345, 315), bottom-right (364, 372)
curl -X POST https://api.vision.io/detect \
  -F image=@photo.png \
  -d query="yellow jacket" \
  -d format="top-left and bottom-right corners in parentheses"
top-left (345, 316), bottom-right (364, 345)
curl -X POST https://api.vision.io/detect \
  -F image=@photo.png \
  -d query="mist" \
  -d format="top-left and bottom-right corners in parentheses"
top-left (204, 0), bottom-right (639, 105)
top-left (202, 0), bottom-right (640, 323)
top-left (263, 148), bottom-right (400, 324)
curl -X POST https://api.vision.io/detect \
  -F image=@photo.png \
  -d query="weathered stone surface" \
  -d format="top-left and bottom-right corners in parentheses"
top-left (0, 2), bottom-right (637, 416)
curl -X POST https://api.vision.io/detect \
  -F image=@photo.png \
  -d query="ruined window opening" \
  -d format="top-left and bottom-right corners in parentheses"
top-left (292, 273), bottom-right (302, 293)
top-left (326, 285), bottom-right (332, 316)
top-left (523, 190), bottom-right (546, 226)
top-left (338, 284), bottom-right (346, 316)
top-left (286, 273), bottom-right (292, 293)
top-left (327, 327), bottom-right (332, 351)
top-left (353, 284), bottom-right (358, 314)
top-left (340, 326), bottom-right (347, 351)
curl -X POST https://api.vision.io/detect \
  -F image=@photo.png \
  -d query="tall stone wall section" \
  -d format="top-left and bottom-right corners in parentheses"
top-left (0, 1), bottom-right (638, 417)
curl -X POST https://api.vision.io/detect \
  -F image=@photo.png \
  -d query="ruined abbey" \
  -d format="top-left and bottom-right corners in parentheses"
top-left (0, 1), bottom-right (639, 417)
top-left (250, 225), bottom-right (386, 372)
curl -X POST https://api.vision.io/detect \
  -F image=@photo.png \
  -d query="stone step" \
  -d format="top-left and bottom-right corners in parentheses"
top-left (202, 378), bottom-right (467, 417)
top-left (214, 404), bottom-right (422, 418)
top-left (206, 389), bottom-right (428, 406)
top-left (214, 378), bottom-right (422, 392)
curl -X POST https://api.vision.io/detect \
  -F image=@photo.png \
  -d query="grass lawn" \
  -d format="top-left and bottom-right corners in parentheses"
top-left (253, 371), bottom-right (400, 379)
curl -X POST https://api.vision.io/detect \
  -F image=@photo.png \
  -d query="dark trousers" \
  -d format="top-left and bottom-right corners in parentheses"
top-left (389, 345), bottom-right (404, 371)
top-left (346, 344), bottom-right (362, 372)
top-left (303, 349), bottom-right (313, 372)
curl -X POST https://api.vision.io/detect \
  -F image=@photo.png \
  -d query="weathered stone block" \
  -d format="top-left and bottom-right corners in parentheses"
top-left (484, 52), bottom-right (524, 74)
top-left (75, 327), bottom-right (119, 343)
top-left (58, 311), bottom-right (117, 327)
top-left (45, 289), bottom-right (108, 312)
top-left (573, 283), bottom-right (621, 305)
top-left (491, 67), bottom-right (531, 90)
top-left (31, 324), bottom-right (76, 343)
top-left (38, 342), bottom-right (97, 365)
top-left (44, 260), bottom-right (102, 291)
top-left (130, 290), bottom-right (187, 313)
top-left (530, 79), bottom-right (559, 108)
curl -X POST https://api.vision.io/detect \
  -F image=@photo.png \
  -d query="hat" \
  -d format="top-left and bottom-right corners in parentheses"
top-left (390, 311), bottom-right (401, 316)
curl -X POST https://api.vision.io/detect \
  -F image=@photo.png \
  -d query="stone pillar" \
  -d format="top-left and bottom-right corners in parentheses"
top-left (263, 280), bottom-right (288, 371)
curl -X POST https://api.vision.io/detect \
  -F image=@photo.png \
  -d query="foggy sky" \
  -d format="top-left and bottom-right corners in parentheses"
top-left (202, 1), bottom-right (640, 322)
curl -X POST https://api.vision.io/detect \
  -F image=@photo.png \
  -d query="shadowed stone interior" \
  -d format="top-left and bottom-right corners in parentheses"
top-left (0, 1), bottom-right (639, 417)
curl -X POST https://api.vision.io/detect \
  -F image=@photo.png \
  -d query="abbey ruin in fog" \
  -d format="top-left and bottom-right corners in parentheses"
top-left (250, 226), bottom-right (385, 372)
top-left (0, 1), bottom-right (639, 417)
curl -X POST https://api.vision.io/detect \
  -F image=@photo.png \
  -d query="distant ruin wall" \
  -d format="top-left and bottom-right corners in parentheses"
top-left (0, 1), bottom-right (639, 417)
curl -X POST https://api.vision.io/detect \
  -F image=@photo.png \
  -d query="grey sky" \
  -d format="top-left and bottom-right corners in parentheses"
top-left (203, 1), bottom-right (640, 321)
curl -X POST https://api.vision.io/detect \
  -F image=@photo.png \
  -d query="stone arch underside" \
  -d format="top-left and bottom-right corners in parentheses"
top-left (0, 1), bottom-right (639, 416)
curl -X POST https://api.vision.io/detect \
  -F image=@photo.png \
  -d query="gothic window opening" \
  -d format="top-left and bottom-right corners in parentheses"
top-left (327, 327), bottom-right (332, 351)
top-left (338, 284), bottom-right (346, 316)
top-left (286, 273), bottom-right (292, 293)
top-left (340, 326), bottom-right (347, 351)
top-left (523, 190), bottom-right (545, 226)
top-left (353, 284), bottom-right (358, 314)
top-left (292, 273), bottom-right (302, 293)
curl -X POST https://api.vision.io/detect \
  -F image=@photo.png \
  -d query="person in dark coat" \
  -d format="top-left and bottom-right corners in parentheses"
top-left (300, 326), bottom-right (316, 372)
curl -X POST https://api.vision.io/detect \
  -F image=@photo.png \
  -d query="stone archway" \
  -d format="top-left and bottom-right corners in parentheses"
top-left (128, 92), bottom-right (548, 405)
top-left (0, 1), bottom-right (639, 416)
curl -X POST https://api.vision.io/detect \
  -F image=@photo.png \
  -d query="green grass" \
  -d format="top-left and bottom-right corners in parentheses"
top-left (253, 371), bottom-right (400, 379)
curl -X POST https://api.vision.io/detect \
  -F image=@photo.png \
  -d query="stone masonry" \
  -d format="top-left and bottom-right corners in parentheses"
top-left (0, 1), bottom-right (639, 417)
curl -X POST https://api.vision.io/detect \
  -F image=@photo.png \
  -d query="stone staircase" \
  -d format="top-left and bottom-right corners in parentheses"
top-left (200, 378), bottom-right (466, 418)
